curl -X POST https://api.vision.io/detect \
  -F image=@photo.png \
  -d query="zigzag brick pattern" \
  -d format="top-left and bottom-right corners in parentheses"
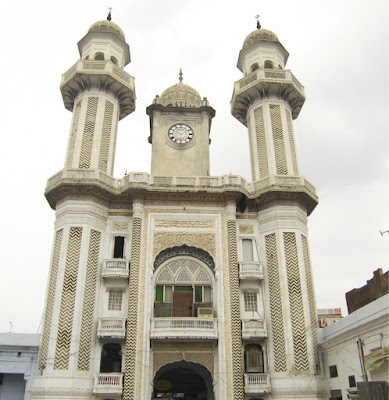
top-left (123, 217), bottom-right (142, 400)
top-left (265, 233), bottom-right (287, 372)
top-left (254, 106), bottom-right (269, 178)
top-left (38, 229), bottom-right (63, 370)
top-left (227, 220), bottom-right (244, 399)
top-left (54, 227), bottom-right (82, 370)
top-left (270, 104), bottom-right (288, 175)
top-left (79, 97), bottom-right (98, 169)
top-left (302, 235), bottom-right (320, 372)
top-left (286, 109), bottom-right (299, 175)
top-left (284, 232), bottom-right (309, 372)
top-left (77, 229), bottom-right (101, 371)
top-left (98, 100), bottom-right (113, 172)
top-left (66, 100), bottom-right (81, 169)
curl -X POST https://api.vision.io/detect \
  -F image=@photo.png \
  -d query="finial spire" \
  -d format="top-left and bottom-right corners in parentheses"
top-left (107, 7), bottom-right (112, 21)
top-left (179, 68), bottom-right (183, 83)
top-left (255, 14), bottom-right (261, 29)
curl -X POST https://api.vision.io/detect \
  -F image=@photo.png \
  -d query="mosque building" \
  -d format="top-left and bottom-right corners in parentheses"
top-left (32, 16), bottom-right (328, 400)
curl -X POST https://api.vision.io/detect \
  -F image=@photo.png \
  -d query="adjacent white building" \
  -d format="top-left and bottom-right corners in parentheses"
top-left (318, 294), bottom-right (389, 399)
top-left (31, 18), bottom-right (329, 400)
top-left (0, 333), bottom-right (40, 400)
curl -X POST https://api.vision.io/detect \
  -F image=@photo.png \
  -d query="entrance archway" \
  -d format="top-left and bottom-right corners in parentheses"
top-left (153, 360), bottom-right (214, 400)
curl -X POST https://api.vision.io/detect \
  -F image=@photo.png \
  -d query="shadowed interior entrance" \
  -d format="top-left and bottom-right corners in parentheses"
top-left (153, 360), bottom-right (214, 400)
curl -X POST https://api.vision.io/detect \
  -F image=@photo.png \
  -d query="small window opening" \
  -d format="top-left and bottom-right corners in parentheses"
top-left (95, 52), bottom-right (105, 61)
top-left (244, 291), bottom-right (258, 312)
top-left (251, 63), bottom-right (259, 72)
top-left (100, 343), bottom-right (122, 373)
top-left (245, 344), bottom-right (264, 373)
top-left (110, 56), bottom-right (118, 65)
top-left (113, 236), bottom-right (125, 258)
top-left (264, 60), bottom-right (274, 69)
top-left (329, 365), bottom-right (338, 378)
top-left (348, 375), bottom-right (356, 387)
top-left (242, 239), bottom-right (254, 262)
top-left (108, 290), bottom-right (123, 311)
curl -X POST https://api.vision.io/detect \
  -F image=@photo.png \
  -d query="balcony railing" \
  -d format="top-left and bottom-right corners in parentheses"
top-left (150, 317), bottom-right (218, 340)
top-left (242, 319), bottom-right (268, 339)
top-left (93, 373), bottom-right (123, 395)
top-left (244, 373), bottom-right (271, 394)
top-left (102, 259), bottom-right (129, 279)
top-left (97, 318), bottom-right (126, 339)
top-left (239, 262), bottom-right (264, 280)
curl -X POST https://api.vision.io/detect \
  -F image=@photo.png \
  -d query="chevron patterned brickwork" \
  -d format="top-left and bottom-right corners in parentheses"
top-left (38, 229), bottom-right (63, 370)
top-left (54, 227), bottom-right (82, 370)
top-left (79, 97), bottom-right (98, 169)
top-left (302, 235), bottom-right (320, 372)
top-left (77, 229), bottom-right (101, 371)
top-left (123, 217), bottom-right (142, 400)
top-left (227, 219), bottom-right (244, 399)
top-left (66, 100), bottom-right (81, 169)
top-left (265, 233), bottom-right (287, 372)
top-left (270, 104), bottom-right (288, 175)
top-left (254, 106), bottom-right (269, 178)
top-left (286, 109), bottom-right (299, 175)
top-left (98, 100), bottom-right (114, 172)
top-left (284, 232), bottom-right (309, 372)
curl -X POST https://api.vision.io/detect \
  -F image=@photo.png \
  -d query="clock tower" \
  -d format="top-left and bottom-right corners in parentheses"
top-left (146, 71), bottom-right (215, 177)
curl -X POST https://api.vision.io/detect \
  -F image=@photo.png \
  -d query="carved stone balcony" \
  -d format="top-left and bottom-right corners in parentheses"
top-left (239, 261), bottom-right (264, 280)
top-left (93, 373), bottom-right (123, 396)
top-left (150, 318), bottom-right (218, 340)
top-left (242, 319), bottom-right (268, 339)
top-left (97, 318), bottom-right (126, 339)
top-left (102, 259), bottom-right (129, 279)
top-left (244, 373), bottom-right (271, 395)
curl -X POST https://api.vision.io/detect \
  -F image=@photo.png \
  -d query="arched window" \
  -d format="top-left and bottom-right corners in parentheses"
top-left (245, 344), bottom-right (264, 373)
top-left (110, 56), bottom-right (118, 65)
top-left (251, 63), bottom-right (259, 72)
top-left (100, 343), bottom-right (122, 373)
top-left (264, 60), bottom-right (274, 69)
top-left (95, 52), bottom-right (105, 61)
top-left (154, 259), bottom-right (213, 318)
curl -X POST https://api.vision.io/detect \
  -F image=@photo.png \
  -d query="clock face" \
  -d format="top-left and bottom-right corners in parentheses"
top-left (168, 124), bottom-right (194, 144)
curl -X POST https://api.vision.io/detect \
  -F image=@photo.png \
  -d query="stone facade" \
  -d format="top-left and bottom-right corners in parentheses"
top-left (32, 20), bottom-right (328, 400)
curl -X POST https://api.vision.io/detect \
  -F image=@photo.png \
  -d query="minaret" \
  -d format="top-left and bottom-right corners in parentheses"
top-left (232, 28), bottom-right (327, 398)
top-left (61, 20), bottom-right (135, 175)
top-left (33, 19), bottom-right (135, 400)
top-left (146, 70), bottom-right (215, 176)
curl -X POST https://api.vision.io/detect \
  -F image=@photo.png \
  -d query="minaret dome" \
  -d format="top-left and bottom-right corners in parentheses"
top-left (77, 20), bottom-right (131, 67)
top-left (237, 28), bottom-right (289, 74)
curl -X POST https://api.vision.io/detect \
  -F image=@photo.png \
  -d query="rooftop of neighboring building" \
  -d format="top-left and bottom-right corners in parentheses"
top-left (318, 293), bottom-right (388, 344)
top-left (346, 268), bottom-right (389, 314)
top-left (0, 333), bottom-right (40, 348)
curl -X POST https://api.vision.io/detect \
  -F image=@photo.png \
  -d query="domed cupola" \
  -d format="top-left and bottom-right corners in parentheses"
top-left (237, 28), bottom-right (289, 74)
top-left (159, 71), bottom-right (202, 108)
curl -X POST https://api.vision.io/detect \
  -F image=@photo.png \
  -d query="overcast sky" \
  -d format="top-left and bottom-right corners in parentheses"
top-left (0, 0), bottom-right (387, 333)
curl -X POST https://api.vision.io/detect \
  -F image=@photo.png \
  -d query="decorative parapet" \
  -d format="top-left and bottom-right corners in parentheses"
top-left (242, 319), bottom-right (268, 339)
top-left (239, 262), bottom-right (264, 280)
top-left (150, 317), bottom-right (218, 340)
top-left (244, 373), bottom-right (271, 395)
top-left (45, 169), bottom-right (317, 214)
top-left (97, 318), bottom-right (126, 339)
top-left (231, 68), bottom-right (305, 124)
top-left (93, 373), bottom-right (123, 395)
top-left (61, 60), bottom-right (135, 119)
top-left (102, 259), bottom-right (129, 279)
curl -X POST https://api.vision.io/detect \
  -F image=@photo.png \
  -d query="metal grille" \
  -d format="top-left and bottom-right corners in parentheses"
top-left (108, 290), bottom-right (123, 311)
top-left (244, 291), bottom-right (258, 312)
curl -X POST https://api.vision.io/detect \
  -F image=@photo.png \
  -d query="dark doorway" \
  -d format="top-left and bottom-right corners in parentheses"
top-left (113, 236), bottom-right (125, 258)
top-left (172, 291), bottom-right (193, 317)
top-left (100, 343), bottom-right (122, 373)
top-left (153, 360), bottom-right (214, 400)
